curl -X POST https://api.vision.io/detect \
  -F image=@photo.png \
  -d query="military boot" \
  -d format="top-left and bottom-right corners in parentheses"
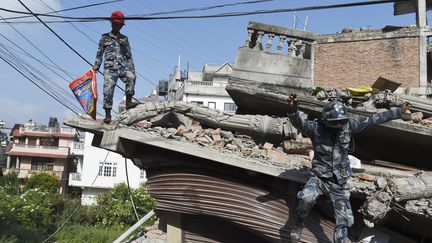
top-left (290, 218), bottom-right (304, 243)
top-left (125, 95), bottom-right (138, 110)
top-left (103, 108), bottom-right (111, 124)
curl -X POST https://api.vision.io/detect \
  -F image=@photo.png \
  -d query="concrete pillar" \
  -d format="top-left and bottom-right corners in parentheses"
top-left (417, 0), bottom-right (428, 94)
top-left (167, 212), bottom-right (183, 243)
top-left (416, 0), bottom-right (427, 28)
top-left (6, 156), bottom-right (10, 168)
top-left (16, 157), bottom-right (20, 169)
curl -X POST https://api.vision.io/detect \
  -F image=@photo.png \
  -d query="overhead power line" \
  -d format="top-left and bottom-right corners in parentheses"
top-left (0, 0), bottom-right (404, 23)
top-left (1, 0), bottom-right (123, 21)
top-left (17, 0), bottom-right (144, 105)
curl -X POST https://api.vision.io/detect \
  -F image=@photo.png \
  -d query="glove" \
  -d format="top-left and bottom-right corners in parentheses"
top-left (287, 93), bottom-right (299, 114)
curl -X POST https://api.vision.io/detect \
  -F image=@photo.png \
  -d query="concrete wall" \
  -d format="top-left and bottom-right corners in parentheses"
top-left (230, 47), bottom-right (313, 92)
top-left (314, 35), bottom-right (420, 89)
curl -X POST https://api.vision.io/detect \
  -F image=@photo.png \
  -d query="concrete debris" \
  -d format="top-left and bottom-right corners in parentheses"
top-left (126, 219), bottom-right (167, 243)
top-left (359, 190), bottom-right (393, 228)
top-left (404, 198), bottom-right (432, 218)
top-left (314, 88), bottom-right (432, 125)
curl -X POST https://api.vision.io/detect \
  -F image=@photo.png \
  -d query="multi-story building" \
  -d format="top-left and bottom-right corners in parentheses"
top-left (166, 62), bottom-right (237, 112)
top-left (68, 132), bottom-right (146, 205)
top-left (4, 118), bottom-right (81, 193)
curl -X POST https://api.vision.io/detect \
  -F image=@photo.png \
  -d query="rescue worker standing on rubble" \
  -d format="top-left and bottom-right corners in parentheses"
top-left (94, 10), bottom-right (137, 124)
top-left (286, 94), bottom-right (410, 243)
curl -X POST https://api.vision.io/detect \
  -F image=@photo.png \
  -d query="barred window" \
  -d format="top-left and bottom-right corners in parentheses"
top-left (99, 162), bottom-right (117, 177)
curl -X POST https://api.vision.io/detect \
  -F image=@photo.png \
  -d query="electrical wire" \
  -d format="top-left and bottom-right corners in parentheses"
top-left (39, 0), bottom-right (158, 88)
top-left (17, 0), bottom-right (143, 106)
top-left (0, 14), bottom-right (105, 117)
top-left (42, 151), bottom-right (111, 243)
top-left (1, 0), bottom-right (123, 20)
top-left (0, 51), bottom-right (82, 117)
top-left (0, 43), bottom-right (86, 116)
top-left (0, 0), bottom-right (403, 22)
top-left (125, 158), bottom-right (139, 221)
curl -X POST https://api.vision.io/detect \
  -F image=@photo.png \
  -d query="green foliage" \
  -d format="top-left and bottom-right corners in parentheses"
top-left (0, 180), bottom-right (156, 242)
top-left (54, 224), bottom-right (125, 243)
top-left (0, 187), bottom-right (56, 232)
top-left (0, 221), bottom-right (47, 243)
top-left (0, 171), bottom-right (20, 195)
top-left (24, 172), bottom-right (59, 193)
top-left (95, 183), bottom-right (156, 227)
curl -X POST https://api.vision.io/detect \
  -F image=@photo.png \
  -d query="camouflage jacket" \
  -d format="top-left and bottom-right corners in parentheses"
top-left (288, 108), bottom-right (402, 184)
top-left (94, 32), bottom-right (135, 71)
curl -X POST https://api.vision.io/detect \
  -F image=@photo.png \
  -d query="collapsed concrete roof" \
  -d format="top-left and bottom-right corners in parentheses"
top-left (65, 101), bottom-right (432, 242)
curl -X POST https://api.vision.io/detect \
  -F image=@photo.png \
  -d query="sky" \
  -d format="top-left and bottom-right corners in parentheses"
top-left (0, 0), bottom-right (420, 128)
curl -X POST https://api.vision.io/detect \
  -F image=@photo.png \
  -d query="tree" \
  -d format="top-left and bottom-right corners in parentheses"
top-left (24, 172), bottom-right (59, 193)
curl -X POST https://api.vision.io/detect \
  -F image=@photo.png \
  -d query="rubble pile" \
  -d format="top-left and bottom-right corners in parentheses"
top-left (129, 120), bottom-right (311, 171)
top-left (124, 112), bottom-right (431, 226)
top-left (314, 88), bottom-right (432, 126)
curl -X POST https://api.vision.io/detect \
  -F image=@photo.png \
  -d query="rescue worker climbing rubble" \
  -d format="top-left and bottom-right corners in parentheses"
top-left (94, 10), bottom-right (137, 124)
top-left (286, 94), bottom-right (410, 243)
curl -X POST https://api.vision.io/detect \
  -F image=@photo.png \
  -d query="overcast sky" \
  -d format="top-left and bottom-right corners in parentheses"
top-left (0, 0), bottom-right (418, 127)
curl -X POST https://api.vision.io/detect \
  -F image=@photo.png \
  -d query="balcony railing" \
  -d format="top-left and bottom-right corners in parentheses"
top-left (244, 21), bottom-right (316, 59)
top-left (8, 143), bottom-right (69, 158)
top-left (69, 142), bottom-right (84, 156)
top-left (70, 172), bottom-right (81, 181)
top-left (19, 126), bottom-right (75, 135)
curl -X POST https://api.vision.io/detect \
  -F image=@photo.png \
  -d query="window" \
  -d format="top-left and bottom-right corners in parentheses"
top-left (98, 162), bottom-right (117, 177)
top-left (208, 102), bottom-right (216, 109)
top-left (140, 169), bottom-right (145, 179)
top-left (224, 102), bottom-right (237, 112)
top-left (31, 158), bottom-right (53, 171)
top-left (191, 101), bottom-right (203, 105)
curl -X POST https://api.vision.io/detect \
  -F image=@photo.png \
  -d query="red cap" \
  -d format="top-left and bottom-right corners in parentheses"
top-left (111, 10), bottom-right (125, 25)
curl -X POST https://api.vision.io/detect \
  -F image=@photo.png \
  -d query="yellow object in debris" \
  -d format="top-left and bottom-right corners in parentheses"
top-left (346, 86), bottom-right (373, 96)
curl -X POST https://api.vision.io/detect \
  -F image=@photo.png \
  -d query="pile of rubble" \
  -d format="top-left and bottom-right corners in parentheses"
top-left (314, 87), bottom-right (432, 126)
top-left (111, 100), bottom-right (432, 227)
top-left (130, 121), bottom-right (311, 171)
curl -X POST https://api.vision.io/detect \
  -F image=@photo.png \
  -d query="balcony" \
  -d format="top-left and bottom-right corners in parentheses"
top-left (19, 126), bottom-right (75, 137)
top-left (69, 141), bottom-right (84, 156)
top-left (7, 143), bottom-right (69, 159)
top-left (182, 81), bottom-right (229, 97)
top-left (69, 172), bottom-right (82, 187)
top-left (5, 168), bottom-right (63, 179)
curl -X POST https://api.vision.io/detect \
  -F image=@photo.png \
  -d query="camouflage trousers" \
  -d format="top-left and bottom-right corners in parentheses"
top-left (103, 67), bottom-right (136, 109)
top-left (295, 176), bottom-right (354, 243)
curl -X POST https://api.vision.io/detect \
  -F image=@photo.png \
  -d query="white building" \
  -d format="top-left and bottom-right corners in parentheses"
top-left (68, 133), bottom-right (146, 205)
top-left (167, 62), bottom-right (237, 112)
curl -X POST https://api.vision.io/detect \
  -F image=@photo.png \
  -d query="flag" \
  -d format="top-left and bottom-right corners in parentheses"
top-left (69, 69), bottom-right (98, 119)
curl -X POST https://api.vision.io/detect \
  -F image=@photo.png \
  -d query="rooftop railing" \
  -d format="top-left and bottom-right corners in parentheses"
top-left (244, 21), bottom-right (317, 59)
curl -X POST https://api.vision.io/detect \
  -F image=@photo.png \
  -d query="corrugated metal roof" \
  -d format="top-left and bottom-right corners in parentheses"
top-left (148, 170), bottom-right (335, 242)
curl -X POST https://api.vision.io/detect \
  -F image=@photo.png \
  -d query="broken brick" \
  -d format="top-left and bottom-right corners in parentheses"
top-left (301, 160), bottom-right (312, 169)
top-left (225, 144), bottom-right (239, 151)
top-left (183, 132), bottom-right (196, 141)
top-left (358, 173), bottom-right (376, 182)
top-left (176, 125), bottom-right (187, 136)
top-left (262, 142), bottom-right (274, 150)
top-left (266, 149), bottom-right (289, 162)
top-left (214, 140), bottom-right (225, 149)
top-left (211, 134), bottom-right (222, 141)
top-left (240, 147), bottom-right (253, 156)
top-left (411, 112), bottom-right (423, 123)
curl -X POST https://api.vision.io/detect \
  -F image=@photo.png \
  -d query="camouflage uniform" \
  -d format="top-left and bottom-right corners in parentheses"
top-left (94, 32), bottom-right (136, 109)
top-left (288, 107), bottom-right (402, 242)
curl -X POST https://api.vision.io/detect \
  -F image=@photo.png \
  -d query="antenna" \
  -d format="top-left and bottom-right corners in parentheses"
top-left (304, 16), bottom-right (309, 31)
